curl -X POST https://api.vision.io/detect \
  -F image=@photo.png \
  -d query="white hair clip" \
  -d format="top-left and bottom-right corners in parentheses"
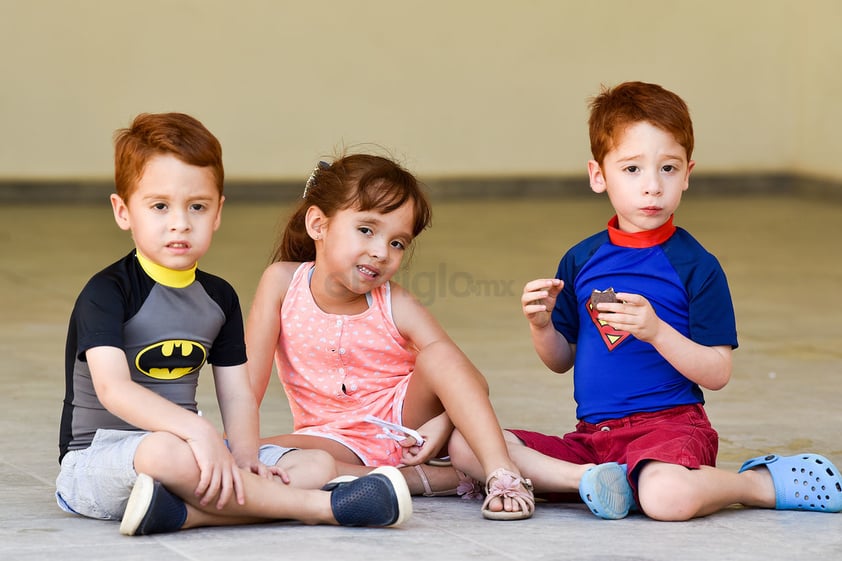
top-left (303, 160), bottom-right (331, 199)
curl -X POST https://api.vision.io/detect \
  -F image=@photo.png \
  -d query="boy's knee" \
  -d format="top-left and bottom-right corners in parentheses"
top-left (134, 432), bottom-right (195, 479)
top-left (636, 463), bottom-right (699, 521)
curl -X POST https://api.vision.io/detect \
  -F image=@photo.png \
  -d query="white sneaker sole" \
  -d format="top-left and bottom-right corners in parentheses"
top-left (369, 466), bottom-right (413, 526)
top-left (119, 473), bottom-right (155, 536)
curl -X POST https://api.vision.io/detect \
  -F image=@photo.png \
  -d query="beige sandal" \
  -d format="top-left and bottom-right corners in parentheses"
top-left (481, 468), bottom-right (535, 520)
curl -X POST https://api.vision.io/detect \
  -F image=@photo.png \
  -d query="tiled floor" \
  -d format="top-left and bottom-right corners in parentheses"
top-left (2, 194), bottom-right (841, 560)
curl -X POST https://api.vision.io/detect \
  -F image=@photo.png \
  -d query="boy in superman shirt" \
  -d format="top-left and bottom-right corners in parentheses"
top-left (450, 81), bottom-right (842, 520)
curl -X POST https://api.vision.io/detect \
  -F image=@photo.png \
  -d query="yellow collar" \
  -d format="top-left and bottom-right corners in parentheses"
top-left (135, 251), bottom-right (196, 288)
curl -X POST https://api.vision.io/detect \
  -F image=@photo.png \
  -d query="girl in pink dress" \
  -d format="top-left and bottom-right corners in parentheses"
top-left (247, 154), bottom-right (534, 520)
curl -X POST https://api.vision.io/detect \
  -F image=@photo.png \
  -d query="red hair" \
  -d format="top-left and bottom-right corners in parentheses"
top-left (113, 113), bottom-right (223, 201)
top-left (588, 82), bottom-right (694, 165)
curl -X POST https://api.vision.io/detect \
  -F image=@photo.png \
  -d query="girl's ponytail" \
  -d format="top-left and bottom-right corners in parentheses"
top-left (274, 203), bottom-right (315, 262)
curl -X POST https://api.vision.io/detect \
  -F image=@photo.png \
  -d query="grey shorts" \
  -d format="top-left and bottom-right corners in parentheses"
top-left (55, 429), bottom-right (294, 520)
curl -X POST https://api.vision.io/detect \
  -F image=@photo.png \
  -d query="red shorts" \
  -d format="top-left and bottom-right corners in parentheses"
top-left (509, 403), bottom-right (719, 493)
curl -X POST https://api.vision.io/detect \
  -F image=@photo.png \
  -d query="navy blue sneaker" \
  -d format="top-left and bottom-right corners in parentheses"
top-left (322, 466), bottom-right (412, 527)
top-left (120, 473), bottom-right (187, 535)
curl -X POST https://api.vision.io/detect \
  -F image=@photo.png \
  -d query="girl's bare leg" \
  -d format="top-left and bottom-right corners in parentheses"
top-left (260, 432), bottom-right (460, 495)
top-left (260, 433), bottom-right (364, 467)
top-left (402, 341), bottom-right (529, 514)
top-left (450, 429), bottom-right (591, 494)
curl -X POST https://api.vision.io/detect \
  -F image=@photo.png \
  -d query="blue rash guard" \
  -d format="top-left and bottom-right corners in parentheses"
top-left (551, 215), bottom-right (738, 424)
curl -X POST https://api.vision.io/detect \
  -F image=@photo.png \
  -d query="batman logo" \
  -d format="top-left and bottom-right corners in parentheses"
top-left (136, 340), bottom-right (207, 380)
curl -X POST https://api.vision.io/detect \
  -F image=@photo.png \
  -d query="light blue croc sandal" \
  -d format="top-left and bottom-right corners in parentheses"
top-left (578, 462), bottom-right (635, 520)
top-left (739, 453), bottom-right (842, 513)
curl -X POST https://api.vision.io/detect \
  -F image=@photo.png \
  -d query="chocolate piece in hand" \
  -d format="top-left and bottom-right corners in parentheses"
top-left (589, 288), bottom-right (618, 311)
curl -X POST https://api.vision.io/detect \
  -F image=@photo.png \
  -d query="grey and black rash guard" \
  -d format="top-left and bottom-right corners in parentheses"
top-left (58, 250), bottom-right (246, 463)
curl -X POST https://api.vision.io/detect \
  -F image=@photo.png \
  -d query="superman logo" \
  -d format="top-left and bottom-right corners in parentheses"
top-left (588, 301), bottom-right (631, 351)
top-left (135, 340), bottom-right (207, 380)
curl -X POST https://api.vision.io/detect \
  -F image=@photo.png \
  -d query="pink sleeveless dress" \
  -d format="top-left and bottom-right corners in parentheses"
top-left (275, 262), bottom-right (417, 465)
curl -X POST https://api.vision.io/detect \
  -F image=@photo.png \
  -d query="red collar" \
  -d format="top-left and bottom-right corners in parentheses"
top-left (607, 215), bottom-right (676, 248)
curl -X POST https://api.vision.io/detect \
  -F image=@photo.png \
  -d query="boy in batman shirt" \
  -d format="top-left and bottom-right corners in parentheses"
top-left (57, 113), bottom-right (411, 535)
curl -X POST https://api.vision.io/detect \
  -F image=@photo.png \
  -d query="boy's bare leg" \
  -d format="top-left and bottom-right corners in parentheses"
top-left (636, 461), bottom-right (775, 521)
top-left (134, 432), bottom-right (340, 527)
top-left (449, 429), bottom-right (591, 494)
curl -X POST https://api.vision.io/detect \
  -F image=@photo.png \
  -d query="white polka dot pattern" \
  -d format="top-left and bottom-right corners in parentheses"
top-left (275, 262), bottom-right (416, 465)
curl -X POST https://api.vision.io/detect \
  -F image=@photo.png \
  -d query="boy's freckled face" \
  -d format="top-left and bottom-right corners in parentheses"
top-left (110, 154), bottom-right (223, 271)
top-left (588, 121), bottom-right (694, 233)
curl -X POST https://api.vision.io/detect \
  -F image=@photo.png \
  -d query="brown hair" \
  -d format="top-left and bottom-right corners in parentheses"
top-left (113, 112), bottom-right (224, 201)
top-left (588, 81), bottom-right (694, 165)
top-left (274, 154), bottom-right (432, 262)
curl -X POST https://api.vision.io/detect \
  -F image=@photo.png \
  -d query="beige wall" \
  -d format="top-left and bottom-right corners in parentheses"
top-left (795, 0), bottom-right (842, 180)
top-left (1, 0), bottom-right (840, 182)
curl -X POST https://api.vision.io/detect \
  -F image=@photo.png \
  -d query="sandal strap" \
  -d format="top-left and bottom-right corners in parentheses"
top-left (412, 464), bottom-right (458, 497)
top-left (413, 464), bottom-right (434, 496)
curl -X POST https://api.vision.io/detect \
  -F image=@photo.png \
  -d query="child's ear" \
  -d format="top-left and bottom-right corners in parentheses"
top-left (110, 194), bottom-right (132, 231)
top-left (304, 205), bottom-right (328, 240)
top-left (213, 195), bottom-right (225, 231)
top-left (683, 160), bottom-right (696, 191)
top-left (588, 160), bottom-right (607, 194)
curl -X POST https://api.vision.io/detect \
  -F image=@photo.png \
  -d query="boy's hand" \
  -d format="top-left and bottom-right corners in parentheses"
top-left (596, 293), bottom-right (732, 390)
top-left (522, 278), bottom-right (563, 328)
top-left (596, 292), bottom-right (662, 342)
top-left (187, 422), bottom-right (245, 509)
